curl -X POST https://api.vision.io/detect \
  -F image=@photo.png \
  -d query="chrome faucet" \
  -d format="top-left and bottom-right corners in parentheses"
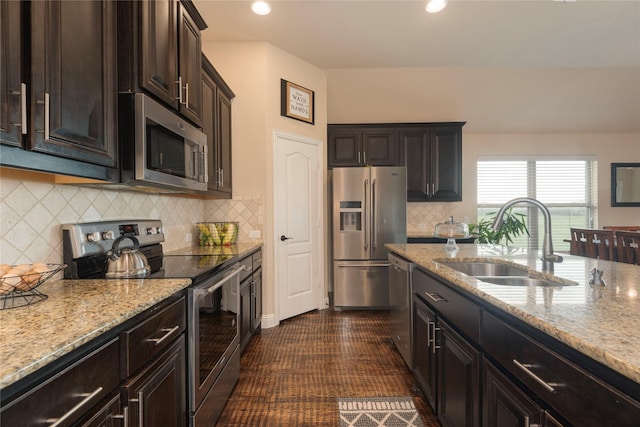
top-left (491, 197), bottom-right (563, 272)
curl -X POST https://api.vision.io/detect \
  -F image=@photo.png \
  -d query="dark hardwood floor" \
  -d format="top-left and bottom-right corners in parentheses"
top-left (216, 309), bottom-right (440, 426)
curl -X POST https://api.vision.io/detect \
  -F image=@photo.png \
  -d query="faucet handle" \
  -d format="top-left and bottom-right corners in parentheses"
top-left (543, 254), bottom-right (563, 263)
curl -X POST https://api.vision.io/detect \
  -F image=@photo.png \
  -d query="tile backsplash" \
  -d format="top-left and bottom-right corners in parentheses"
top-left (0, 176), bottom-right (262, 265)
top-left (407, 202), bottom-right (465, 236)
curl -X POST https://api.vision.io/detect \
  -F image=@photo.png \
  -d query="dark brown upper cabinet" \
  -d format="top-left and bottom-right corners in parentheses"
top-left (328, 123), bottom-right (464, 202)
top-left (0, 0), bottom-right (119, 180)
top-left (328, 126), bottom-right (397, 167)
top-left (202, 56), bottom-right (234, 197)
top-left (398, 123), bottom-right (464, 202)
top-left (118, 0), bottom-right (206, 126)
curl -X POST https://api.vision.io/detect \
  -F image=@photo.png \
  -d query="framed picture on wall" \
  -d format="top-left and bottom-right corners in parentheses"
top-left (281, 79), bottom-right (315, 124)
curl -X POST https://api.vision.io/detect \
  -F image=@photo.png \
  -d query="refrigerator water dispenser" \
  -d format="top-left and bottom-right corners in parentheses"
top-left (339, 201), bottom-right (362, 232)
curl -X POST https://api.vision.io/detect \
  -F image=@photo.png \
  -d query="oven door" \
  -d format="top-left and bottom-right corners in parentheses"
top-left (188, 263), bottom-right (243, 412)
top-left (134, 93), bottom-right (207, 192)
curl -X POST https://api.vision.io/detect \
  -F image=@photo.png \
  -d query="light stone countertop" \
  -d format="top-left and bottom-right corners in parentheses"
top-left (0, 277), bottom-right (191, 389)
top-left (386, 243), bottom-right (640, 385)
top-left (0, 241), bottom-right (263, 390)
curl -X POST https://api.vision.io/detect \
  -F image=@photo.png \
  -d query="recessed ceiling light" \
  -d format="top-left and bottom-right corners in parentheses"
top-left (425, 0), bottom-right (447, 14)
top-left (251, 1), bottom-right (271, 16)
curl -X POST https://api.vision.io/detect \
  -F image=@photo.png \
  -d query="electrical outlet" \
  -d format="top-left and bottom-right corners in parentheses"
top-left (185, 232), bottom-right (192, 242)
top-left (248, 230), bottom-right (261, 239)
top-left (418, 223), bottom-right (427, 230)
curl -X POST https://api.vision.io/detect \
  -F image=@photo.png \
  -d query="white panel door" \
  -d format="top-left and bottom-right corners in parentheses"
top-left (274, 131), bottom-right (323, 321)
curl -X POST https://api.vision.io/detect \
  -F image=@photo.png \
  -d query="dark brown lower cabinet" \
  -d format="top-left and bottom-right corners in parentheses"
top-left (483, 358), bottom-right (542, 427)
top-left (413, 296), bottom-right (438, 410)
top-left (437, 319), bottom-right (481, 427)
top-left (122, 335), bottom-right (186, 427)
top-left (240, 277), bottom-right (253, 351)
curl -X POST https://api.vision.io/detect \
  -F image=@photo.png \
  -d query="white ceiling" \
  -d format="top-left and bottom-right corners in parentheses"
top-left (194, 0), bottom-right (640, 69)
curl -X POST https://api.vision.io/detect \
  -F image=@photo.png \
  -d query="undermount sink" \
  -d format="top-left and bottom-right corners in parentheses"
top-left (438, 260), bottom-right (574, 287)
top-left (439, 261), bottom-right (529, 277)
top-left (473, 276), bottom-right (565, 287)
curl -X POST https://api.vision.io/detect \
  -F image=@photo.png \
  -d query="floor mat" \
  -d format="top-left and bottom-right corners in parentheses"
top-left (338, 396), bottom-right (425, 427)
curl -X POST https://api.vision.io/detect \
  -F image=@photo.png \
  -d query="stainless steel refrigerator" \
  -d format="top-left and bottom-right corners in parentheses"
top-left (332, 166), bottom-right (407, 310)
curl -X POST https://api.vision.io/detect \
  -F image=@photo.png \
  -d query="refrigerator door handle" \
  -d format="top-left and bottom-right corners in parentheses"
top-left (363, 178), bottom-right (369, 251)
top-left (372, 178), bottom-right (377, 250)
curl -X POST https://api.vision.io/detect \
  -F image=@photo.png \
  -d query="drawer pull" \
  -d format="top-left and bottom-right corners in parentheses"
top-left (424, 292), bottom-right (446, 303)
top-left (513, 359), bottom-right (561, 393)
top-left (146, 325), bottom-right (180, 346)
top-left (112, 406), bottom-right (129, 427)
top-left (46, 387), bottom-right (103, 426)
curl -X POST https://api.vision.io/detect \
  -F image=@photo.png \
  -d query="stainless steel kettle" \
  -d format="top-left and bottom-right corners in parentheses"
top-left (105, 236), bottom-right (150, 279)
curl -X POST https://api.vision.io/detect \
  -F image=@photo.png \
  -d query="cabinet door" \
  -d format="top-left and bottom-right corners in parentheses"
top-left (177, 2), bottom-right (202, 125)
top-left (362, 128), bottom-right (396, 165)
top-left (438, 320), bottom-right (480, 427)
top-left (240, 279), bottom-right (252, 352)
top-left (413, 297), bottom-right (438, 410)
top-left (217, 89), bottom-right (233, 194)
top-left (202, 68), bottom-right (218, 191)
top-left (483, 358), bottom-right (542, 427)
top-left (397, 127), bottom-right (430, 201)
top-left (429, 126), bottom-right (462, 201)
top-left (140, 0), bottom-right (179, 109)
top-left (251, 270), bottom-right (262, 332)
top-left (0, 1), bottom-right (24, 147)
top-left (124, 335), bottom-right (186, 427)
top-left (30, 0), bottom-right (118, 167)
top-left (328, 129), bottom-right (361, 167)
top-left (80, 394), bottom-right (124, 427)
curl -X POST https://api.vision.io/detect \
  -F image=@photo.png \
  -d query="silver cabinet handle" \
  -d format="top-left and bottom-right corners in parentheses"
top-left (220, 168), bottom-right (224, 187)
top-left (175, 76), bottom-right (183, 103)
top-left (184, 82), bottom-right (189, 107)
top-left (10, 83), bottom-right (27, 134)
top-left (35, 92), bottom-right (50, 140)
top-left (112, 406), bottom-right (129, 427)
top-left (424, 292), bottom-right (446, 303)
top-left (429, 320), bottom-right (440, 354)
top-left (46, 387), bottom-right (103, 426)
top-left (358, 151), bottom-right (361, 164)
top-left (363, 151), bottom-right (366, 163)
top-left (432, 183), bottom-right (435, 197)
top-left (145, 325), bottom-right (180, 346)
top-left (513, 359), bottom-right (561, 393)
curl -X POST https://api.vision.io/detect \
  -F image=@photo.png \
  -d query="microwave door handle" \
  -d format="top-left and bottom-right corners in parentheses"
top-left (202, 145), bottom-right (208, 183)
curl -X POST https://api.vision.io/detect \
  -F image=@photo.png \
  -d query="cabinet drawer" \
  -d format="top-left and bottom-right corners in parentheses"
top-left (121, 296), bottom-right (186, 377)
top-left (239, 254), bottom-right (253, 282)
top-left (1, 339), bottom-right (120, 427)
top-left (252, 249), bottom-right (263, 271)
top-left (413, 268), bottom-right (481, 344)
top-left (483, 312), bottom-right (640, 427)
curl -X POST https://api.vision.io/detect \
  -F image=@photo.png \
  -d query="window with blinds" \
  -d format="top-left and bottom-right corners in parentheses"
top-left (477, 158), bottom-right (597, 252)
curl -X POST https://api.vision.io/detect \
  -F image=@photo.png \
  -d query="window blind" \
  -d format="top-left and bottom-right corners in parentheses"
top-left (477, 159), bottom-right (597, 251)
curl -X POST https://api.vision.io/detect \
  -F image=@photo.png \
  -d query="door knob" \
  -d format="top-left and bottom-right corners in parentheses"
top-left (280, 235), bottom-right (293, 241)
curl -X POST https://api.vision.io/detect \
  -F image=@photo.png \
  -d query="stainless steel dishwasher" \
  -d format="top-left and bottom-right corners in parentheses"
top-left (389, 253), bottom-right (414, 368)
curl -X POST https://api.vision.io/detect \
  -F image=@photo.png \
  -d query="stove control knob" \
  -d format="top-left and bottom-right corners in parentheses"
top-left (147, 227), bottom-right (158, 235)
top-left (102, 230), bottom-right (115, 240)
top-left (86, 231), bottom-right (102, 242)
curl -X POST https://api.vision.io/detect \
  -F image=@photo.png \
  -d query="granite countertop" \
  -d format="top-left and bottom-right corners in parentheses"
top-left (386, 243), bottom-right (640, 385)
top-left (0, 241), bottom-right (263, 390)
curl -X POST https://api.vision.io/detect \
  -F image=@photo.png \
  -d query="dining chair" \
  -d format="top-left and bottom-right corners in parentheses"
top-left (615, 231), bottom-right (640, 265)
top-left (569, 228), bottom-right (587, 257)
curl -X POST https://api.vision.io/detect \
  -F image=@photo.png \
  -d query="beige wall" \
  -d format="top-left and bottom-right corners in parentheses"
top-left (202, 42), bottom-right (328, 327)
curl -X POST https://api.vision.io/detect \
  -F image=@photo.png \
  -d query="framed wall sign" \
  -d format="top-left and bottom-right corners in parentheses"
top-left (281, 79), bottom-right (314, 124)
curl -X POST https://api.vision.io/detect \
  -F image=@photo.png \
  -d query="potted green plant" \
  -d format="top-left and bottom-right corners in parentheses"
top-left (469, 208), bottom-right (529, 245)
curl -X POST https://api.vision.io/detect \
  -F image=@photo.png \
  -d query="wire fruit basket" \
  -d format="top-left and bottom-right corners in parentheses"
top-left (0, 264), bottom-right (67, 309)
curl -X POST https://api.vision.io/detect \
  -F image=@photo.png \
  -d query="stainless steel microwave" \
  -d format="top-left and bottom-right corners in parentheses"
top-left (119, 93), bottom-right (207, 192)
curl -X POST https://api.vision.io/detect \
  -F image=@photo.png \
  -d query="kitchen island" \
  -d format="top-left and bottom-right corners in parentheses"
top-left (388, 243), bottom-right (640, 426)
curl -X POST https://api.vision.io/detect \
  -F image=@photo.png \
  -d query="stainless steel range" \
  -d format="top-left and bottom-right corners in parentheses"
top-left (62, 219), bottom-right (242, 426)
